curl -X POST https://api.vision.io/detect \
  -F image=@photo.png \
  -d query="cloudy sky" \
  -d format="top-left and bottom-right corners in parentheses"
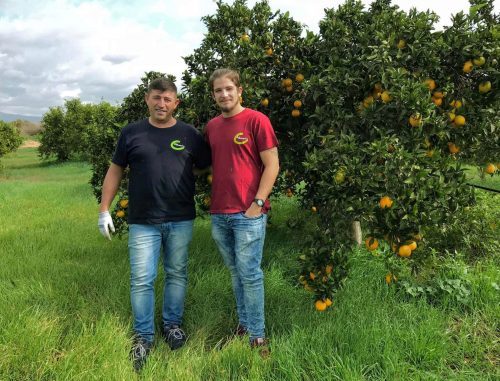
top-left (0, 0), bottom-right (495, 118)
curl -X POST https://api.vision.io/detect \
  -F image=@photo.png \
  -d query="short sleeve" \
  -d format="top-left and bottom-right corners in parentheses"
top-left (111, 129), bottom-right (128, 167)
top-left (255, 114), bottom-right (278, 152)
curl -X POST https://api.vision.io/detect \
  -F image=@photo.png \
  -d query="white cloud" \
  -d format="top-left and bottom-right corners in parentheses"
top-left (0, 0), bottom-right (497, 118)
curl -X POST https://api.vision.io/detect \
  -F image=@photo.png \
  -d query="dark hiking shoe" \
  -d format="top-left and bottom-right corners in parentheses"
top-left (130, 336), bottom-right (152, 372)
top-left (163, 324), bottom-right (187, 350)
top-left (233, 324), bottom-right (248, 337)
top-left (250, 337), bottom-right (270, 359)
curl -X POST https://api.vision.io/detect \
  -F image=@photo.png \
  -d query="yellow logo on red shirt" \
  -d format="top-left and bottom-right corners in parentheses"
top-left (233, 132), bottom-right (248, 145)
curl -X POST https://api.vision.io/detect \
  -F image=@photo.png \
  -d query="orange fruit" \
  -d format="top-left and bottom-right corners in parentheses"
top-left (473, 56), bottom-right (485, 66)
top-left (293, 100), bottom-right (302, 108)
top-left (397, 39), bottom-right (406, 49)
top-left (448, 142), bottom-right (460, 154)
top-left (379, 196), bottom-right (393, 209)
top-left (119, 199), bottom-right (129, 208)
top-left (291, 109), bottom-right (301, 117)
top-left (311, 206), bottom-right (317, 213)
top-left (309, 271), bottom-right (316, 280)
top-left (385, 273), bottom-right (393, 284)
top-left (432, 91), bottom-right (444, 99)
top-left (295, 73), bottom-right (304, 82)
top-left (449, 100), bottom-right (463, 109)
top-left (454, 115), bottom-right (466, 126)
top-left (409, 114), bottom-right (422, 127)
top-left (240, 33), bottom-right (250, 42)
top-left (485, 163), bottom-right (497, 174)
top-left (365, 237), bottom-right (379, 251)
top-left (315, 300), bottom-right (327, 311)
top-left (363, 96), bottom-right (374, 108)
top-left (116, 210), bottom-right (125, 218)
top-left (426, 150), bottom-right (434, 158)
top-left (282, 78), bottom-right (293, 87)
top-left (432, 97), bottom-right (442, 106)
top-left (463, 60), bottom-right (473, 73)
top-left (265, 47), bottom-right (273, 56)
top-left (424, 79), bottom-right (436, 91)
top-left (325, 265), bottom-right (333, 275)
top-left (381, 91), bottom-right (391, 103)
top-left (448, 112), bottom-right (456, 122)
top-left (286, 85), bottom-right (293, 92)
top-left (325, 298), bottom-right (333, 307)
top-left (260, 98), bottom-right (269, 107)
top-left (479, 81), bottom-right (491, 93)
top-left (398, 245), bottom-right (412, 257)
top-left (408, 241), bottom-right (417, 251)
top-left (207, 174), bottom-right (213, 184)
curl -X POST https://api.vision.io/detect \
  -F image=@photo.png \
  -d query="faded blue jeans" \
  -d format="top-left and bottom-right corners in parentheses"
top-left (211, 212), bottom-right (267, 340)
top-left (128, 220), bottom-right (193, 343)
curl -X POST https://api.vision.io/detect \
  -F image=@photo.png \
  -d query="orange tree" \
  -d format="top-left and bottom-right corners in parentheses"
top-left (298, 0), bottom-right (498, 301)
top-left (0, 120), bottom-right (23, 169)
top-left (179, 0), bottom-right (499, 305)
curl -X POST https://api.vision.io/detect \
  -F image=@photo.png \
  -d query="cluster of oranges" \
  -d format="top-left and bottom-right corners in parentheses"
top-left (115, 198), bottom-right (128, 218)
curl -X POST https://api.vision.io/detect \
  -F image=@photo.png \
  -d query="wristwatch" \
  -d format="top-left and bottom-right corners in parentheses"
top-left (254, 198), bottom-right (265, 207)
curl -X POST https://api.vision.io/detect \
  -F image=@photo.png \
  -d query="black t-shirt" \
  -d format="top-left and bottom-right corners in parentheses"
top-left (112, 119), bottom-right (211, 224)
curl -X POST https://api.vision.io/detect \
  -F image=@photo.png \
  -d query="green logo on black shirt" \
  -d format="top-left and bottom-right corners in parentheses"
top-left (170, 140), bottom-right (185, 151)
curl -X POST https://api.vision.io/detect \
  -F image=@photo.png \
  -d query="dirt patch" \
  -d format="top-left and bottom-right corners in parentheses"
top-left (20, 140), bottom-right (41, 148)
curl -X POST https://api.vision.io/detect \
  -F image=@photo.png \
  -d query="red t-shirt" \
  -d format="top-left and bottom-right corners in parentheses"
top-left (205, 108), bottom-right (278, 214)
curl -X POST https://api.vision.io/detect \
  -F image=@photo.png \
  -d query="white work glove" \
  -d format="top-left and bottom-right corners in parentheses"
top-left (98, 211), bottom-right (115, 240)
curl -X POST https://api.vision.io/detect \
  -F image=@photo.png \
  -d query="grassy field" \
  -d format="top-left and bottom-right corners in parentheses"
top-left (0, 148), bottom-right (498, 380)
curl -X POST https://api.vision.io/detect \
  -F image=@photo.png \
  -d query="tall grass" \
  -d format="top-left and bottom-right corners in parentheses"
top-left (0, 148), bottom-right (498, 380)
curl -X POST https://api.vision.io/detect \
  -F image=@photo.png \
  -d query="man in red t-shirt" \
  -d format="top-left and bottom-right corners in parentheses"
top-left (205, 68), bottom-right (279, 356)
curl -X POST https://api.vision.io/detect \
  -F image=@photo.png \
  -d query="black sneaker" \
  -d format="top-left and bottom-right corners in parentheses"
top-left (130, 336), bottom-right (152, 372)
top-left (250, 337), bottom-right (270, 359)
top-left (233, 324), bottom-right (248, 337)
top-left (163, 324), bottom-right (187, 350)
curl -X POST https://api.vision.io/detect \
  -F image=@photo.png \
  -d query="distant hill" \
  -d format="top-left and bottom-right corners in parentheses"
top-left (0, 112), bottom-right (41, 123)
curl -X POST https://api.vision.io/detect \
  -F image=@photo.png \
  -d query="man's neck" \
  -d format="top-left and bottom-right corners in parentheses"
top-left (149, 116), bottom-right (177, 128)
top-left (222, 104), bottom-right (245, 118)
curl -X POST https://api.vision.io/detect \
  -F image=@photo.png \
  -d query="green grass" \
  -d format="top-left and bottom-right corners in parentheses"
top-left (0, 149), bottom-right (498, 380)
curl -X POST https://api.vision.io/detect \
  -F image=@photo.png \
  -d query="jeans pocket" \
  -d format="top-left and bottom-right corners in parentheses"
top-left (240, 212), bottom-right (264, 220)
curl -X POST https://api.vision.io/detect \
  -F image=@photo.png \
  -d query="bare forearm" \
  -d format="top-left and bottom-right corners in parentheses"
top-left (99, 164), bottom-right (124, 212)
top-left (255, 162), bottom-right (279, 200)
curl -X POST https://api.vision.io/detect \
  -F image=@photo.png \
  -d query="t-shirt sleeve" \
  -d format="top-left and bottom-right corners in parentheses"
top-left (111, 129), bottom-right (128, 167)
top-left (255, 114), bottom-right (278, 152)
top-left (193, 129), bottom-right (212, 169)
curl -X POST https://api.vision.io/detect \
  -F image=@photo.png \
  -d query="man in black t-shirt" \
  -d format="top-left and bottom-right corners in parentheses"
top-left (97, 78), bottom-right (211, 371)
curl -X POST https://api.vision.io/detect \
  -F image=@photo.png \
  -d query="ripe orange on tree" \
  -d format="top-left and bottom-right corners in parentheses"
top-left (485, 163), bottom-right (497, 174)
top-left (448, 142), bottom-right (460, 154)
top-left (291, 109), bottom-right (301, 117)
top-left (398, 245), bottom-right (412, 257)
top-left (282, 78), bottom-right (293, 87)
top-left (379, 196), bottom-right (393, 209)
top-left (119, 199), bottom-right (129, 208)
top-left (463, 60), bottom-right (473, 73)
top-left (293, 100), bottom-right (302, 108)
top-left (397, 39), bottom-right (406, 49)
top-left (424, 78), bottom-right (436, 91)
top-left (261, 98), bottom-right (269, 107)
top-left (311, 206), bottom-right (318, 213)
top-left (325, 298), bottom-right (333, 307)
top-left (409, 114), bottom-right (422, 127)
top-left (295, 73), bottom-right (304, 83)
top-left (116, 210), bottom-right (125, 218)
top-left (315, 300), bottom-right (327, 311)
top-left (365, 237), bottom-right (379, 251)
top-left (381, 91), bottom-right (391, 103)
top-left (454, 115), bottom-right (466, 126)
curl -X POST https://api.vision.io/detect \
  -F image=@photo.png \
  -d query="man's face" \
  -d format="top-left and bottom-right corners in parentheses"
top-left (145, 89), bottom-right (179, 124)
top-left (212, 76), bottom-right (242, 114)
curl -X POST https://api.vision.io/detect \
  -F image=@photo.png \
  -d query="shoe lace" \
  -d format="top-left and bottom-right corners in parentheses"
top-left (131, 341), bottom-right (148, 358)
top-left (168, 326), bottom-right (185, 340)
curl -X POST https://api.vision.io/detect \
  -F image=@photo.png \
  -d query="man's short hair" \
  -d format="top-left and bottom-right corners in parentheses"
top-left (209, 69), bottom-right (241, 91)
top-left (147, 77), bottom-right (177, 94)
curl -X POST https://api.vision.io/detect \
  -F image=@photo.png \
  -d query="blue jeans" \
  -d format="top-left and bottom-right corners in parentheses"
top-left (211, 212), bottom-right (267, 340)
top-left (128, 220), bottom-right (194, 343)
